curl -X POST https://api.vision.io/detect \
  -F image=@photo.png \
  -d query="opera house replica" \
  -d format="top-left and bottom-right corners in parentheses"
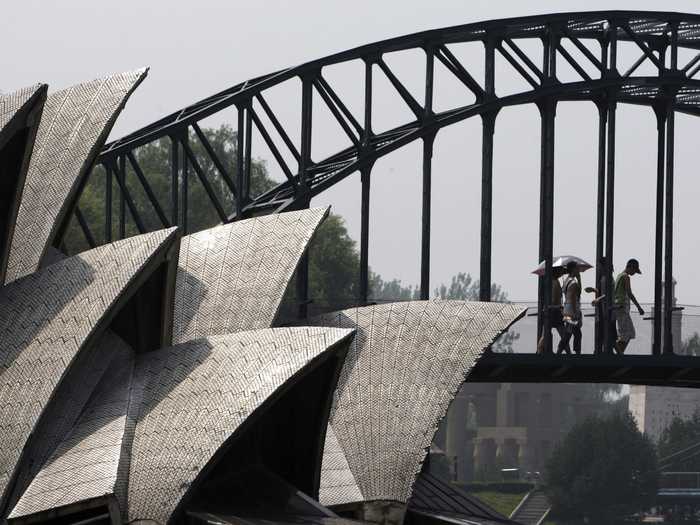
top-left (0, 69), bottom-right (524, 525)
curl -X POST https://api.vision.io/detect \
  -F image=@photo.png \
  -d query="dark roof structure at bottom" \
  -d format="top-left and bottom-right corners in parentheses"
top-left (408, 473), bottom-right (519, 525)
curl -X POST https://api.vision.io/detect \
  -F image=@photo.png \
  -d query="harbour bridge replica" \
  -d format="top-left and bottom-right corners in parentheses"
top-left (4, 9), bottom-right (700, 525)
top-left (62, 10), bottom-right (700, 388)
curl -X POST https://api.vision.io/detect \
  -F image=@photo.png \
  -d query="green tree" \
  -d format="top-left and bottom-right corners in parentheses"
top-left (369, 274), bottom-right (419, 301)
top-left (681, 332), bottom-right (700, 356)
top-left (599, 392), bottom-right (629, 417)
top-left (434, 272), bottom-right (508, 302)
top-left (308, 213), bottom-right (360, 310)
top-left (545, 411), bottom-right (658, 523)
top-left (658, 410), bottom-right (700, 471)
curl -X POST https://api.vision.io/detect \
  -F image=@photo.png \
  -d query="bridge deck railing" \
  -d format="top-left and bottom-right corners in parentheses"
top-left (490, 302), bottom-right (700, 356)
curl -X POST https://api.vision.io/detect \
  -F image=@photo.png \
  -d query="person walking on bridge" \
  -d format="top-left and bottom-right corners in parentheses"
top-left (537, 266), bottom-right (566, 354)
top-left (585, 257), bottom-right (617, 354)
top-left (559, 261), bottom-right (583, 355)
top-left (614, 258), bottom-right (645, 355)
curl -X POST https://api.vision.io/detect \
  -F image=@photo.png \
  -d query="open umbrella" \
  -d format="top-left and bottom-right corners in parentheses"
top-left (531, 255), bottom-right (592, 276)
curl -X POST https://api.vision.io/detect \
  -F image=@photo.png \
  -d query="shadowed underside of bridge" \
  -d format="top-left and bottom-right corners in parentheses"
top-left (62, 11), bottom-right (700, 374)
top-left (470, 352), bottom-right (700, 388)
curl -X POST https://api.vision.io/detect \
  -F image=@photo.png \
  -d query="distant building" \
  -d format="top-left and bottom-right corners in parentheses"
top-left (629, 280), bottom-right (698, 443)
top-left (436, 382), bottom-right (601, 482)
top-left (629, 386), bottom-right (700, 442)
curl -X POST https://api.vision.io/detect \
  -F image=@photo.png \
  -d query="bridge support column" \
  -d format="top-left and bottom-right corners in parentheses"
top-left (105, 163), bottom-right (112, 243)
top-left (602, 25), bottom-right (619, 354)
top-left (663, 99), bottom-right (676, 355)
top-left (594, 102), bottom-right (608, 355)
top-left (536, 28), bottom-right (559, 353)
top-left (170, 136), bottom-right (179, 228)
top-left (479, 38), bottom-right (496, 302)
top-left (118, 154), bottom-right (126, 239)
top-left (604, 97), bottom-right (617, 354)
top-left (653, 104), bottom-right (667, 356)
top-left (181, 131), bottom-right (189, 235)
top-left (479, 112), bottom-right (497, 302)
top-left (420, 46), bottom-right (436, 301)
top-left (295, 75), bottom-right (314, 320)
top-left (537, 97), bottom-right (556, 354)
top-left (360, 164), bottom-right (372, 304)
top-left (420, 133), bottom-right (435, 300)
top-left (359, 59), bottom-right (374, 305)
top-left (664, 24), bottom-right (679, 355)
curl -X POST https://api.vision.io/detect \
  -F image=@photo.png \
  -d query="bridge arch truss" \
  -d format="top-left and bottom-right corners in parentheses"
top-left (67, 11), bottom-right (700, 355)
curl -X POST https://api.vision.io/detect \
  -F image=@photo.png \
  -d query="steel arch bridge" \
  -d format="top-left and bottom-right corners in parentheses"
top-left (64, 10), bottom-right (700, 360)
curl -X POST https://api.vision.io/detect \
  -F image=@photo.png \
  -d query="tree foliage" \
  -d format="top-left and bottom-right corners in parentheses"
top-left (307, 213), bottom-right (360, 310)
top-left (434, 272), bottom-right (508, 302)
top-left (681, 332), bottom-right (700, 356)
top-left (545, 411), bottom-right (658, 523)
top-left (658, 410), bottom-right (700, 470)
top-left (369, 274), bottom-right (419, 302)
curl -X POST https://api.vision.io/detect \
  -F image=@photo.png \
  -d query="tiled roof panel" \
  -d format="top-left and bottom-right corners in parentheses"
top-left (9, 333), bottom-right (134, 519)
top-left (5, 69), bottom-right (147, 282)
top-left (127, 326), bottom-right (354, 523)
top-left (0, 228), bottom-right (176, 506)
top-left (311, 301), bottom-right (526, 505)
top-left (0, 85), bottom-right (44, 131)
top-left (173, 207), bottom-right (328, 342)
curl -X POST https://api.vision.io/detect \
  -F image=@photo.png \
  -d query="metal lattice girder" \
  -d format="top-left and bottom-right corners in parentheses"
top-left (66, 11), bottom-right (700, 353)
top-left (81, 11), bottom-right (700, 227)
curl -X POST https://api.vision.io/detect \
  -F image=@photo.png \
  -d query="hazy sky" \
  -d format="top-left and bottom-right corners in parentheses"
top-left (4, 0), bottom-right (700, 317)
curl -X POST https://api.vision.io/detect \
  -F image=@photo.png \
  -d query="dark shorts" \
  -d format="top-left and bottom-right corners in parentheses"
top-left (551, 309), bottom-right (563, 328)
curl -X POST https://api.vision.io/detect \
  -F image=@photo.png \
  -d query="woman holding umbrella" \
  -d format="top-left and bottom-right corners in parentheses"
top-left (533, 256), bottom-right (592, 354)
top-left (536, 266), bottom-right (567, 354)
top-left (559, 261), bottom-right (583, 354)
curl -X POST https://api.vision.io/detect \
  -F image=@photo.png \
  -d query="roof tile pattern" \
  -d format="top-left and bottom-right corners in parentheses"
top-left (0, 228), bottom-right (177, 504)
top-left (0, 85), bottom-right (44, 131)
top-left (319, 425), bottom-right (363, 506)
top-left (310, 301), bottom-right (525, 505)
top-left (127, 326), bottom-right (354, 523)
top-left (5, 69), bottom-right (147, 282)
top-left (173, 207), bottom-right (328, 343)
top-left (7, 331), bottom-right (122, 513)
top-left (9, 333), bottom-right (134, 518)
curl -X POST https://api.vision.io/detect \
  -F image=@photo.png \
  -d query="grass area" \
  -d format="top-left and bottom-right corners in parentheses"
top-left (469, 490), bottom-right (528, 517)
